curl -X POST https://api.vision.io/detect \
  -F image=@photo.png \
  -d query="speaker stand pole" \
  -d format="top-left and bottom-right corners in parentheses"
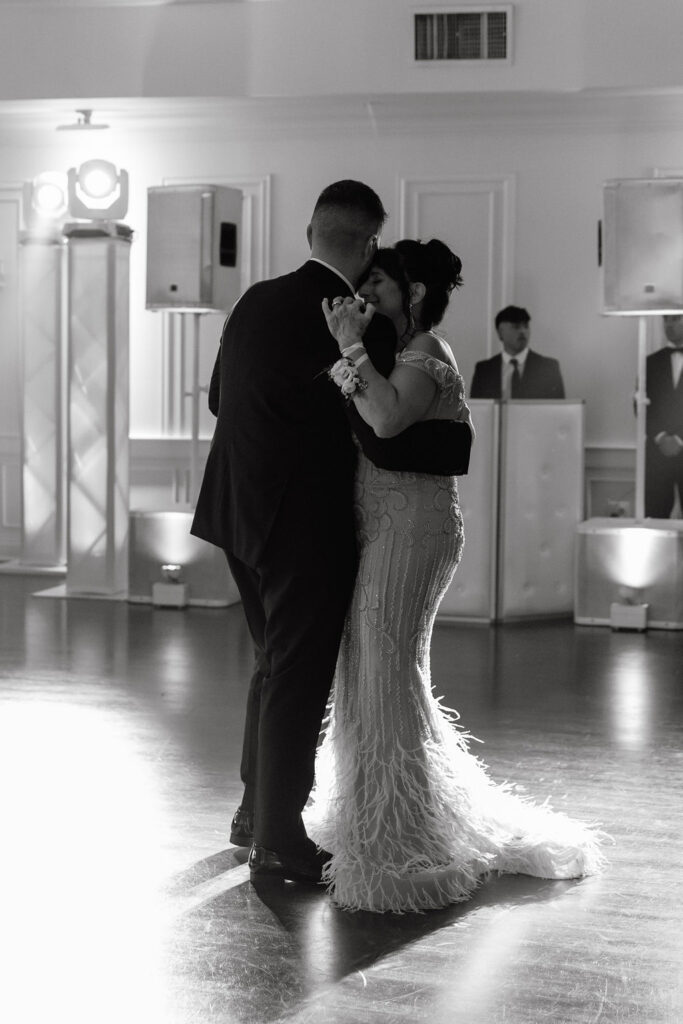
top-left (188, 311), bottom-right (205, 507)
top-left (634, 315), bottom-right (649, 522)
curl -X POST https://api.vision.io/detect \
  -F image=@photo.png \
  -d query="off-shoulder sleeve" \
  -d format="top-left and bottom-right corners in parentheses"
top-left (395, 349), bottom-right (464, 400)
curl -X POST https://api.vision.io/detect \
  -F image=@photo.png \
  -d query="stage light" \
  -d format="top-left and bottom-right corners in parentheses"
top-left (22, 172), bottom-right (69, 233)
top-left (602, 526), bottom-right (669, 590)
top-left (160, 563), bottom-right (183, 583)
top-left (575, 520), bottom-right (683, 630)
top-left (152, 562), bottom-right (188, 608)
top-left (610, 600), bottom-right (649, 631)
top-left (67, 159), bottom-right (129, 221)
top-left (80, 162), bottom-right (118, 199)
top-left (32, 174), bottom-right (68, 217)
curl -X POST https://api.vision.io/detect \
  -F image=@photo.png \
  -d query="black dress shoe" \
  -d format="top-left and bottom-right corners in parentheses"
top-left (230, 806), bottom-right (254, 848)
top-left (248, 844), bottom-right (331, 887)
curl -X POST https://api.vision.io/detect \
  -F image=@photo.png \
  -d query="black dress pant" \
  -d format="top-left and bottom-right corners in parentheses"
top-left (225, 490), bottom-right (357, 855)
top-left (645, 446), bottom-right (683, 518)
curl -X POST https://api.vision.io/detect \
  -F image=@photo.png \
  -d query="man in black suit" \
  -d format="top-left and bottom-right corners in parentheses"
top-left (644, 314), bottom-right (683, 518)
top-left (192, 181), bottom-right (396, 887)
top-left (469, 305), bottom-right (565, 400)
top-left (192, 181), bottom-right (389, 885)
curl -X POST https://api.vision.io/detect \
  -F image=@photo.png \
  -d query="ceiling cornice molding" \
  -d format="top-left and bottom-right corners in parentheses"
top-left (2, 90), bottom-right (683, 142)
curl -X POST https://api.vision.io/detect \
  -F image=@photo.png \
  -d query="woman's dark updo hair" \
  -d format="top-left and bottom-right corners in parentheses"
top-left (368, 238), bottom-right (463, 330)
top-left (368, 237), bottom-right (464, 329)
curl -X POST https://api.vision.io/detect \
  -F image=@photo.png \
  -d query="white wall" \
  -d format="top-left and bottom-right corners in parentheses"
top-left (134, 112), bottom-right (681, 447)
top-left (3, 0), bottom-right (683, 550)
top-left (2, 0), bottom-right (683, 100)
top-left (1, 100), bottom-right (678, 447)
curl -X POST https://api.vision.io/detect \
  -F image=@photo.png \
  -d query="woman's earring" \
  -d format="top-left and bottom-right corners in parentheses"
top-left (407, 302), bottom-right (416, 334)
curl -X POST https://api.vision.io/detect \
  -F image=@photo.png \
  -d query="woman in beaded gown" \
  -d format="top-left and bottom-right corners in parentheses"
top-left (305, 239), bottom-right (605, 914)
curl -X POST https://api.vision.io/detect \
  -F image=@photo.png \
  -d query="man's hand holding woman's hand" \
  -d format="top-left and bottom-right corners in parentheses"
top-left (323, 296), bottom-right (375, 354)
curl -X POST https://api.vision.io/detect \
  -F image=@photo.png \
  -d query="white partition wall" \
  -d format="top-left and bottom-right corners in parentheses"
top-left (439, 400), bottom-right (499, 621)
top-left (438, 400), bottom-right (584, 622)
top-left (498, 401), bottom-right (584, 618)
top-left (65, 226), bottom-right (131, 597)
top-left (19, 237), bottom-right (66, 566)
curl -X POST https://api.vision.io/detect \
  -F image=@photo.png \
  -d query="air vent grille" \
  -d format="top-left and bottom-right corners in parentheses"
top-left (415, 8), bottom-right (509, 61)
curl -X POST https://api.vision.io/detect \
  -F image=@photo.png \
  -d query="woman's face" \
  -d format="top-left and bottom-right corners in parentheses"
top-left (358, 266), bottom-right (404, 319)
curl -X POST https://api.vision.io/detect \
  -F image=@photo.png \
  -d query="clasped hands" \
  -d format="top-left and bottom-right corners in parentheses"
top-left (322, 296), bottom-right (375, 354)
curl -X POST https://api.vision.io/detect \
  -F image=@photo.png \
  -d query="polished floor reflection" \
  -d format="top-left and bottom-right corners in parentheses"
top-left (0, 574), bottom-right (681, 1024)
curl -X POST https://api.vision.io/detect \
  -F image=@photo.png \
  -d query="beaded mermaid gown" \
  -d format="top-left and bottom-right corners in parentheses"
top-left (305, 347), bottom-right (605, 914)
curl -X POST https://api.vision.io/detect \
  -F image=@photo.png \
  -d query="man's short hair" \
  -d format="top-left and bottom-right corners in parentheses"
top-left (495, 305), bottom-right (531, 329)
top-left (311, 180), bottom-right (387, 250)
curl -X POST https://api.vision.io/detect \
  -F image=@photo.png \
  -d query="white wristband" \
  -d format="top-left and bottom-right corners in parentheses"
top-left (354, 352), bottom-right (369, 368)
top-left (344, 342), bottom-right (366, 358)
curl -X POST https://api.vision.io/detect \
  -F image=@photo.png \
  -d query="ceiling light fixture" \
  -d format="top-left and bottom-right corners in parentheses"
top-left (57, 108), bottom-right (109, 132)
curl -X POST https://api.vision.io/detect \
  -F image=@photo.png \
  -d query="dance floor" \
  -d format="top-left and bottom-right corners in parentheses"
top-left (0, 572), bottom-right (681, 1024)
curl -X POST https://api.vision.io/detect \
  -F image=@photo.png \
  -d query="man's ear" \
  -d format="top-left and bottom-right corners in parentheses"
top-left (306, 223), bottom-right (312, 248)
top-left (362, 234), bottom-right (378, 262)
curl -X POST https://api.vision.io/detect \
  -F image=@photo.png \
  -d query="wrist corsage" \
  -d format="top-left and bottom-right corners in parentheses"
top-left (328, 356), bottom-right (369, 398)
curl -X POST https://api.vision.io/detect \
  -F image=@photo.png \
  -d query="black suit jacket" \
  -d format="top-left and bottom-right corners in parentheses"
top-left (469, 349), bottom-right (565, 399)
top-left (193, 261), bottom-right (365, 566)
top-left (645, 347), bottom-right (683, 442)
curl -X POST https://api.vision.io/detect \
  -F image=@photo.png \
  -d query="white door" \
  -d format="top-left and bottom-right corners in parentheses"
top-left (399, 176), bottom-right (513, 390)
top-left (399, 177), bottom-right (514, 621)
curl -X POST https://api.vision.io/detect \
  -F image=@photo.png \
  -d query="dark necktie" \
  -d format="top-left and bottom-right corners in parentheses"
top-left (510, 357), bottom-right (522, 398)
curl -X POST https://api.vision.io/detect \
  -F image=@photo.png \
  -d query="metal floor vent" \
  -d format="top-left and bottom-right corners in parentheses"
top-left (414, 7), bottom-right (510, 61)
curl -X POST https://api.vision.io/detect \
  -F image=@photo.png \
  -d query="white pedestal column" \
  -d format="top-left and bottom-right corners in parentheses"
top-left (438, 400), bottom-right (584, 622)
top-left (19, 236), bottom-right (66, 567)
top-left (438, 400), bottom-right (500, 621)
top-left (497, 400), bottom-right (585, 619)
top-left (65, 224), bottom-right (132, 597)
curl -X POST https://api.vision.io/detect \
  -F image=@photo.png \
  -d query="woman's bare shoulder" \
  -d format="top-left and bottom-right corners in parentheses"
top-left (403, 331), bottom-right (457, 368)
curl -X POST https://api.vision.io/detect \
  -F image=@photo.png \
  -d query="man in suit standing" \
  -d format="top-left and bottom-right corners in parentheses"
top-left (191, 181), bottom-right (391, 886)
top-left (644, 314), bottom-right (683, 518)
top-left (469, 305), bottom-right (565, 400)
